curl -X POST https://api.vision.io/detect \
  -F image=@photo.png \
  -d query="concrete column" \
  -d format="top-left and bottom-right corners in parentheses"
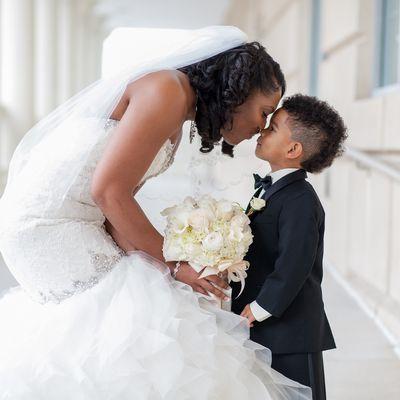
top-left (73, 0), bottom-right (86, 91)
top-left (34, 0), bottom-right (57, 120)
top-left (0, 0), bottom-right (34, 143)
top-left (74, 1), bottom-right (104, 89)
top-left (84, 11), bottom-right (106, 84)
top-left (57, 0), bottom-right (75, 104)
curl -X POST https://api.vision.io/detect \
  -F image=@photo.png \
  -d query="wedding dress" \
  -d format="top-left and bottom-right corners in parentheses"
top-left (0, 117), bottom-right (311, 399)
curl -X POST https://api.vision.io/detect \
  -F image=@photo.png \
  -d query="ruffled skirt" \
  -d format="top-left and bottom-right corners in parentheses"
top-left (0, 251), bottom-right (311, 400)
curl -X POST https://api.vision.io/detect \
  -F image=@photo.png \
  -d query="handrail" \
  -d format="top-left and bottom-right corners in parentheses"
top-left (345, 146), bottom-right (400, 183)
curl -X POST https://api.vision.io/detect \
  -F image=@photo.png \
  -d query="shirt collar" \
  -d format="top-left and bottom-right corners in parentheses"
top-left (268, 168), bottom-right (300, 185)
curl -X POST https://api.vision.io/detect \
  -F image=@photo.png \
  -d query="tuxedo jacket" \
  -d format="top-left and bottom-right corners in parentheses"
top-left (231, 169), bottom-right (336, 354)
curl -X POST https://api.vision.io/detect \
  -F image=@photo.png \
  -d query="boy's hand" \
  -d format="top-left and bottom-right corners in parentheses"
top-left (240, 304), bottom-right (256, 327)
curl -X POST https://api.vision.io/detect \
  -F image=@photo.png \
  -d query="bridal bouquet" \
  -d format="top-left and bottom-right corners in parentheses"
top-left (161, 195), bottom-right (253, 299)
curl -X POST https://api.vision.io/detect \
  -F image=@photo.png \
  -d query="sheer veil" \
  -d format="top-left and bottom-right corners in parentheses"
top-left (0, 26), bottom-right (247, 216)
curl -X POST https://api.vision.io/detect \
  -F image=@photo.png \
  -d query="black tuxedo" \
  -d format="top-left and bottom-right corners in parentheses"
top-left (231, 169), bottom-right (335, 400)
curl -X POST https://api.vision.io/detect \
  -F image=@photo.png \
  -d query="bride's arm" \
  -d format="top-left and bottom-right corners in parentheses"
top-left (91, 74), bottom-right (229, 298)
top-left (91, 75), bottom-right (185, 260)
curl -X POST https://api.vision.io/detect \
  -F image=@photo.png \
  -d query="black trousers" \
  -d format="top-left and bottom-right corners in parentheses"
top-left (271, 352), bottom-right (326, 400)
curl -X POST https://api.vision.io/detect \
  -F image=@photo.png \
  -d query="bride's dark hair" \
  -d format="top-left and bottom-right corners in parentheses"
top-left (179, 42), bottom-right (286, 156)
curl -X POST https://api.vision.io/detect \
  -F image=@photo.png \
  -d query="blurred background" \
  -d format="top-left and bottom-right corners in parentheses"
top-left (0, 0), bottom-right (399, 398)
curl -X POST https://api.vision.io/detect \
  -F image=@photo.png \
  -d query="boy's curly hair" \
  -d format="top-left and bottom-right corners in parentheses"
top-left (282, 94), bottom-right (348, 173)
top-left (179, 42), bottom-right (286, 157)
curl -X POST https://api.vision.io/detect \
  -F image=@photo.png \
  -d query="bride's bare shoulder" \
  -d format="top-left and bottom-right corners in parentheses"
top-left (127, 70), bottom-right (190, 100)
top-left (112, 70), bottom-right (193, 121)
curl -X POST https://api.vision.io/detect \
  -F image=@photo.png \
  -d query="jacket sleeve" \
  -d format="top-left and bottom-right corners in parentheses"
top-left (256, 192), bottom-right (320, 318)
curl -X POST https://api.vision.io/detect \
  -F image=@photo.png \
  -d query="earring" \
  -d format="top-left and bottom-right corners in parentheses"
top-left (190, 121), bottom-right (197, 143)
top-left (190, 91), bottom-right (199, 144)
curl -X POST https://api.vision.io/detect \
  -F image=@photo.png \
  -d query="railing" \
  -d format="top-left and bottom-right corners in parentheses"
top-left (345, 146), bottom-right (400, 182)
top-left (323, 145), bottom-right (400, 355)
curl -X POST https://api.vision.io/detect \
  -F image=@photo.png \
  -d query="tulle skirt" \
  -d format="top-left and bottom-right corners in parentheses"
top-left (0, 251), bottom-right (311, 400)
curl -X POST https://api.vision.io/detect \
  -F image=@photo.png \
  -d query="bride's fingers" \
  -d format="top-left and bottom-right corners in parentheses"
top-left (206, 274), bottom-right (230, 289)
top-left (220, 270), bottom-right (229, 279)
top-left (199, 280), bottom-right (227, 300)
top-left (193, 284), bottom-right (208, 296)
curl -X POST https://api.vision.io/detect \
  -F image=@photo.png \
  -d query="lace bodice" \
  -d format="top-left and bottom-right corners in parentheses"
top-left (0, 118), bottom-right (179, 303)
top-left (105, 119), bottom-right (177, 183)
top-left (67, 118), bottom-right (178, 209)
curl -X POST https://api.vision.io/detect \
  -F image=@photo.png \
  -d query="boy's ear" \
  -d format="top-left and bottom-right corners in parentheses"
top-left (286, 141), bottom-right (303, 160)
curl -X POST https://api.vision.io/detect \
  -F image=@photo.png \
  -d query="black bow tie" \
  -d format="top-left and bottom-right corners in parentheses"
top-left (253, 173), bottom-right (272, 191)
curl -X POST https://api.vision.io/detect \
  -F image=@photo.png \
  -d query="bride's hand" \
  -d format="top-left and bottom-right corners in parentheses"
top-left (175, 262), bottom-right (230, 300)
top-left (219, 270), bottom-right (229, 282)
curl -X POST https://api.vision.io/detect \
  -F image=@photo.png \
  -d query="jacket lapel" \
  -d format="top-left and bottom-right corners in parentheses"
top-left (262, 169), bottom-right (307, 202)
top-left (246, 169), bottom-right (307, 219)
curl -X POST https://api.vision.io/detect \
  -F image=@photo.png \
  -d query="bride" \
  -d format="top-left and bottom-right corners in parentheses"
top-left (0, 26), bottom-right (311, 399)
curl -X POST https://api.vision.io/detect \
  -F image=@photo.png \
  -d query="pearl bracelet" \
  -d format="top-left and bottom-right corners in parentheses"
top-left (172, 261), bottom-right (181, 279)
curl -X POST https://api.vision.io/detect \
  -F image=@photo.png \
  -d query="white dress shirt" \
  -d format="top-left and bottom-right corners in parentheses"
top-left (249, 168), bottom-right (299, 322)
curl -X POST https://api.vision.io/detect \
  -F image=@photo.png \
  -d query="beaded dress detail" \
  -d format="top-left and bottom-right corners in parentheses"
top-left (0, 118), bottom-right (177, 303)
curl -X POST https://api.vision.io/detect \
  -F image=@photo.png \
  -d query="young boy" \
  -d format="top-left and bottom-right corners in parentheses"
top-left (231, 94), bottom-right (347, 400)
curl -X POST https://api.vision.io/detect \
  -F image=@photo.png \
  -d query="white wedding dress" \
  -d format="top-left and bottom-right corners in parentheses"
top-left (0, 117), bottom-right (312, 399)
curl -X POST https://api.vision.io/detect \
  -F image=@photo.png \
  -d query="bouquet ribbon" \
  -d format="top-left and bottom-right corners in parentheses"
top-left (198, 260), bottom-right (249, 298)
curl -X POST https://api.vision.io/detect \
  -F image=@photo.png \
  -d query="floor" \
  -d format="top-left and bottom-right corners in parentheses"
top-left (323, 270), bottom-right (400, 399)
top-left (1, 256), bottom-right (400, 399)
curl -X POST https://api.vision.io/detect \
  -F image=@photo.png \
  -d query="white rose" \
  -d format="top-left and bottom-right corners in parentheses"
top-left (171, 211), bottom-right (190, 234)
top-left (231, 213), bottom-right (250, 227)
top-left (161, 205), bottom-right (190, 233)
top-left (162, 208), bottom-right (187, 234)
top-left (228, 225), bottom-right (244, 242)
top-left (250, 197), bottom-right (266, 211)
top-left (185, 242), bottom-right (203, 257)
top-left (183, 196), bottom-right (197, 208)
top-left (188, 208), bottom-right (211, 231)
top-left (216, 200), bottom-right (234, 220)
top-left (163, 240), bottom-right (184, 261)
top-left (197, 195), bottom-right (217, 213)
top-left (202, 231), bottom-right (224, 252)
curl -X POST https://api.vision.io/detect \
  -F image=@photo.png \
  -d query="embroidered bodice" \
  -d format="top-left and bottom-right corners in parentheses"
top-left (0, 118), bottom-right (178, 303)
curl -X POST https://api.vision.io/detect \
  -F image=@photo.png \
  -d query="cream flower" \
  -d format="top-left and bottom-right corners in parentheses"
top-left (163, 239), bottom-right (184, 261)
top-left (216, 200), bottom-right (234, 220)
top-left (202, 231), bottom-right (224, 252)
top-left (250, 197), bottom-right (266, 211)
top-left (188, 208), bottom-right (211, 231)
top-left (183, 196), bottom-right (197, 208)
top-left (228, 224), bottom-right (244, 242)
top-left (231, 213), bottom-right (250, 227)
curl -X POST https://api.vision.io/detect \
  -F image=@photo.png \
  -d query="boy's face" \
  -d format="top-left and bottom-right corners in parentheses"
top-left (255, 108), bottom-right (302, 170)
top-left (221, 89), bottom-right (282, 145)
